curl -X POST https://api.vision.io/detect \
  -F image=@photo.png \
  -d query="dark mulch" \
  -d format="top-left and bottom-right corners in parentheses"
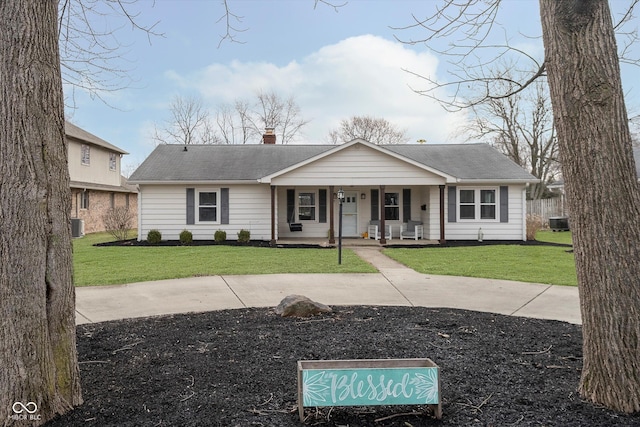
top-left (46, 306), bottom-right (639, 426)
top-left (97, 238), bottom-right (572, 249)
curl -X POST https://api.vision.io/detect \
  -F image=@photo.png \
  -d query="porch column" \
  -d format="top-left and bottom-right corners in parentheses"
top-left (270, 185), bottom-right (276, 246)
top-left (329, 185), bottom-right (335, 244)
top-left (379, 185), bottom-right (386, 245)
top-left (439, 185), bottom-right (446, 244)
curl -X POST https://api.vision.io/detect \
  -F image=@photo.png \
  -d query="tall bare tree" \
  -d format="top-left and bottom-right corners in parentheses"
top-left (1, 1), bottom-right (82, 425)
top-left (153, 95), bottom-right (220, 145)
top-left (327, 115), bottom-right (409, 144)
top-left (215, 91), bottom-right (309, 144)
top-left (397, 0), bottom-right (640, 413)
top-left (465, 76), bottom-right (559, 199)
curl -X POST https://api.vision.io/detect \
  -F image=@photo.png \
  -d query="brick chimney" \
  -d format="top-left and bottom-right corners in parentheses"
top-left (263, 127), bottom-right (276, 144)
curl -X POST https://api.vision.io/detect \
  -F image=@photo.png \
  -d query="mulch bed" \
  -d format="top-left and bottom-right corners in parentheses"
top-left (46, 306), bottom-right (639, 426)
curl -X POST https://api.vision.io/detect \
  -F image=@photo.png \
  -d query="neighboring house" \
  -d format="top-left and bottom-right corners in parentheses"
top-left (66, 121), bottom-right (138, 234)
top-left (128, 137), bottom-right (538, 243)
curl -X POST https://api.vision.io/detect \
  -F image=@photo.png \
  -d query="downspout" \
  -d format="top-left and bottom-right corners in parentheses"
top-left (270, 185), bottom-right (276, 246)
top-left (439, 185), bottom-right (446, 244)
top-left (136, 185), bottom-right (142, 241)
top-left (522, 185), bottom-right (527, 241)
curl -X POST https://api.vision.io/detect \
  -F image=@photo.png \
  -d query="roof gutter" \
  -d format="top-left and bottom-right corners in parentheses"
top-left (455, 178), bottom-right (541, 184)
top-left (127, 179), bottom-right (261, 185)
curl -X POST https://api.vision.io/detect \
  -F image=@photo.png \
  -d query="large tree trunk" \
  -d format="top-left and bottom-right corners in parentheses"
top-left (0, 1), bottom-right (82, 425)
top-left (540, 0), bottom-right (640, 413)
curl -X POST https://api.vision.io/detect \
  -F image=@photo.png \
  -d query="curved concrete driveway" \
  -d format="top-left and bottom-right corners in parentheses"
top-left (75, 247), bottom-right (581, 325)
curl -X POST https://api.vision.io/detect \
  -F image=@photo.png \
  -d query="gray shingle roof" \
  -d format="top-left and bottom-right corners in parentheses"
top-left (386, 143), bottom-right (537, 180)
top-left (129, 142), bottom-right (538, 183)
top-left (65, 121), bottom-right (128, 154)
top-left (129, 144), bottom-right (333, 182)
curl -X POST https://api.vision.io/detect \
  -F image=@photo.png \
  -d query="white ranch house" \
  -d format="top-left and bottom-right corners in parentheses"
top-left (128, 139), bottom-right (538, 244)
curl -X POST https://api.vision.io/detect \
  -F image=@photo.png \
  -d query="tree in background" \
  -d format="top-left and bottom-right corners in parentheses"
top-left (398, 0), bottom-right (640, 412)
top-left (1, 1), bottom-right (82, 425)
top-left (154, 92), bottom-right (309, 145)
top-left (153, 95), bottom-right (220, 145)
top-left (327, 115), bottom-right (409, 144)
top-left (463, 75), bottom-right (559, 199)
top-left (215, 90), bottom-right (310, 144)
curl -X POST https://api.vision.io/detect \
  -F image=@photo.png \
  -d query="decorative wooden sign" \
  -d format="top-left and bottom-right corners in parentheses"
top-left (297, 358), bottom-right (441, 422)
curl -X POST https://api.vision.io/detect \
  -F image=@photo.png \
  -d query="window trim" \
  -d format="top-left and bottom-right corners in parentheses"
top-left (457, 187), bottom-right (498, 222)
top-left (297, 191), bottom-right (317, 222)
top-left (384, 192), bottom-right (400, 221)
top-left (109, 153), bottom-right (117, 172)
top-left (196, 188), bottom-right (219, 224)
top-left (81, 144), bottom-right (90, 166)
top-left (79, 191), bottom-right (89, 210)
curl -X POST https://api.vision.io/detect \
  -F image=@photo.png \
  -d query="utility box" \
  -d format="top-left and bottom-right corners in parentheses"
top-left (549, 216), bottom-right (570, 232)
top-left (71, 218), bottom-right (84, 238)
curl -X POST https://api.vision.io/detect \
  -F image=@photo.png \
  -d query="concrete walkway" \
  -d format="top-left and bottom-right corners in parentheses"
top-left (75, 247), bottom-right (581, 325)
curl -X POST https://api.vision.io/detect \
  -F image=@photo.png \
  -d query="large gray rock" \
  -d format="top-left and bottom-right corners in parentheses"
top-left (275, 295), bottom-right (332, 318)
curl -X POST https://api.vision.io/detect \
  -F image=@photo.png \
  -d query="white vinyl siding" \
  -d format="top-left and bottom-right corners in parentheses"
top-left (271, 144), bottom-right (446, 186)
top-left (138, 184), bottom-right (272, 241)
top-left (427, 185), bottom-right (526, 241)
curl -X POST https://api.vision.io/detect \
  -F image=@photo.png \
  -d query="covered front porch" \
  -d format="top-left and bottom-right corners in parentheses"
top-left (268, 184), bottom-right (447, 245)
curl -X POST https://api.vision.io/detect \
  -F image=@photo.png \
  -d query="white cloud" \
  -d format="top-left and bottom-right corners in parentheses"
top-left (169, 34), bottom-right (467, 144)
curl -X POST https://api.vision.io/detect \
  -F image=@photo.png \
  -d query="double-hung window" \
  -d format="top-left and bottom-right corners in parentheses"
top-left (298, 192), bottom-right (316, 221)
top-left (480, 190), bottom-right (496, 219)
top-left (109, 153), bottom-right (117, 171)
top-left (198, 190), bottom-right (218, 222)
top-left (384, 193), bottom-right (400, 220)
top-left (459, 188), bottom-right (497, 220)
top-left (80, 191), bottom-right (89, 210)
top-left (459, 190), bottom-right (475, 219)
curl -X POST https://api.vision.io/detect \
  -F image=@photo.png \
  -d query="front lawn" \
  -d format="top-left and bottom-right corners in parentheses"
top-left (383, 231), bottom-right (577, 286)
top-left (73, 232), bottom-right (376, 286)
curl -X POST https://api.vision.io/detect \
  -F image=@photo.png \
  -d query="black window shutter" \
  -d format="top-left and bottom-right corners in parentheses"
top-left (221, 188), bottom-right (229, 224)
top-left (500, 186), bottom-right (509, 223)
top-left (402, 188), bottom-right (411, 222)
top-left (287, 189), bottom-right (295, 223)
top-left (448, 186), bottom-right (457, 223)
top-left (186, 188), bottom-right (195, 225)
top-left (319, 189), bottom-right (327, 223)
top-left (370, 189), bottom-right (379, 220)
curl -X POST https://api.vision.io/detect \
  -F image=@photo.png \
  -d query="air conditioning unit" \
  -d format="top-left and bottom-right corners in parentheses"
top-left (549, 216), bottom-right (570, 232)
top-left (71, 218), bottom-right (84, 238)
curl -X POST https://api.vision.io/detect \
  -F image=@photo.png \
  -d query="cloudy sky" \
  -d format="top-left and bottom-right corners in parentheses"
top-left (64, 1), bottom-right (640, 173)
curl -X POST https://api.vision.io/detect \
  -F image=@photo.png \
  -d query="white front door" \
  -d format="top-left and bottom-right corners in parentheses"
top-left (342, 192), bottom-right (358, 236)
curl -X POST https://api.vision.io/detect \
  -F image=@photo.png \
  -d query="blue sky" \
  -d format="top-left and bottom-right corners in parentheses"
top-left (64, 1), bottom-right (640, 174)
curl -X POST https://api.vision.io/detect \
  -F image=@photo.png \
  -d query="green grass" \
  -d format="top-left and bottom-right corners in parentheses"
top-left (73, 232), bottom-right (376, 286)
top-left (535, 230), bottom-right (573, 245)
top-left (383, 231), bottom-right (577, 286)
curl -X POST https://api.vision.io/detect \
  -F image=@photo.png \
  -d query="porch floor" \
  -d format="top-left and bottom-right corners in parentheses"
top-left (275, 237), bottom-right (440, 247)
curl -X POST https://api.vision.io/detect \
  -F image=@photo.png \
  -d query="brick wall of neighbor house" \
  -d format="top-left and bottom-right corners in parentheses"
top-left (70, 189), bottom-right (138, 234)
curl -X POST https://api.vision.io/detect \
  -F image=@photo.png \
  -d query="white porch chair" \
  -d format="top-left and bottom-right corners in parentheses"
top-left (368, 220), bottom-right (392, 241)
top-left (400, 220), bottom-right (424, 240)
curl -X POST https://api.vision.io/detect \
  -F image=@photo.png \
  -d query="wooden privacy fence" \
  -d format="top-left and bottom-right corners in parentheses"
top-left (527, 197), bottom-right (566, 224)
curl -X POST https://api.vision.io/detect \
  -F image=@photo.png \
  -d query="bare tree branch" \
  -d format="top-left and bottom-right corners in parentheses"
top-left (394, 1), bottom-right (640, 111)
top-left (58, 0), bottom-right (163, 108)
top-left (328, 116), bottom-right (409, 145)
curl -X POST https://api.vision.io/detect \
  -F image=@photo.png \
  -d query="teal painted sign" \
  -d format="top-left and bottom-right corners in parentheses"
top-left (301, 367), bottom-right (439, 407)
